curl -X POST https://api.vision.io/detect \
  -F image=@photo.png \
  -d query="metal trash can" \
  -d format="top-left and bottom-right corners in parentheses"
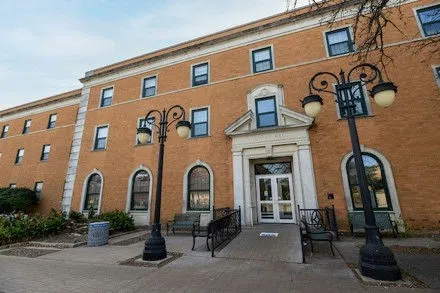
top-left (87, 221), bottom-right (109, 246)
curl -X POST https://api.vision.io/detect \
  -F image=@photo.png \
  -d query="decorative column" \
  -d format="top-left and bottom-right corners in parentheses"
top-left (232, 151), bottom-right (246, 225)
top-left (297, 144), bottom-right (318, 209)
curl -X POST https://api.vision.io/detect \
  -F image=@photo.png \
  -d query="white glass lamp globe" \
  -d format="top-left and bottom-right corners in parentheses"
top-left (137, 128), bottom-right (151, 145)
top-left (301, 94), bottom-right (323, 118)
top-left (176, 120), bottom-right (191, 139)
top-left (371, 82), bottom-right (397, 108)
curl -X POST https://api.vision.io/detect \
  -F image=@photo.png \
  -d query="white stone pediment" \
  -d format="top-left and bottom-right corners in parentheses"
top-left (225, 106), bottom-right (313, 136)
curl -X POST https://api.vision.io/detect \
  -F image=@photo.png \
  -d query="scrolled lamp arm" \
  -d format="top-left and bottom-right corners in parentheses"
top-left (143, 109), bottom-right (163, 131)
top-left (308, 71), bottom-right (341, 96)
top-left (165, 105), bottom-right (186, 132)
top-left (347, 63), bottom-right (383, 84)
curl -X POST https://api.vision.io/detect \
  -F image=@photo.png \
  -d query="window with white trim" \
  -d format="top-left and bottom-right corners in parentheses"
top-left (416, 4), bottom-right (440, 37)
top-left (34, 182), bottom-right (43, 202)
top-left (142, 76), bottom-right (157, 97)
top-left (22, 119), bottom-right (31, 134)
top-left (1, 125), bottom-right (9, 138)
top-left (84, 173), bottom-right (102, 211)
top-left (130, 170), bottom-right (150, 211)
top-left (191, 108), bottom-right (209, 137)
top-left (40, 144), bottom-right (51, 161)
top-left (15, 148), bottom-right (24, 164)
top-left (192, 63), bottom-right (209, 86)
top-left (100, 88), bottom-right (113, 107)
top-left (251, 47), bottom-right (273, 73)
top-left (187, 166), bottom-right (210, 211)
top-left (94, 126), bottom-right (108, 150)
top-left (336, 81), bottom-right (369, 118)
top-left (325, 28), bottom-right (354, 56)
top-left (255, 97), bottom-right (277, 128)
top-left (48, 114), bottom-right (57, 129)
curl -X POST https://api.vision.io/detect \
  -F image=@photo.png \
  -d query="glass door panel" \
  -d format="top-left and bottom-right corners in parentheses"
top-left (275, 175), bottom-right (294, 222)
top-left (260, 203), bottom-right (274, 219)
top-left (276, 177), bottom-right (290, 200)
top-left (259, 178), bottom-right (272, 201)
top-left (258, 177), bottom-right (274, 222)
top-left (279, 203), bottom-right (293, 220)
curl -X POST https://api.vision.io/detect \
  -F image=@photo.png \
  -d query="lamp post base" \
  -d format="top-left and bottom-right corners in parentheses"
top-left (142, 223), bottom-right (167, 261)
top-left (359, 242), bottom-right (401, 281)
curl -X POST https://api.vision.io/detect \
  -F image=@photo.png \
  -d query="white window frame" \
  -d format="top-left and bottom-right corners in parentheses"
top-left (135, 117), bottom-right (154, 145)
top-left (41, 144), bottom-right (51, 161)
top-left (99, 86), bottom-right (114, 108)
top-left (182, 160), bottom-right (214, 214)
top-left (333, 80), bottom-right (373, 119)
top-left (1, 125), bottom-right (9, 138)
top-left (190, 61), bottom-right (210, 87)
top-left (80, 169), bottom-right (104, 214)
top-left (249, 45), bottom-right (275, 74)
top-left (126, 165), bottom-right (154, 226)
top-left (92, 124), bottom-right (109, 151)
top-left (22, 119), bottom-right (32, 134)
top-left (189, 106), bottom-right (210, 138)
top-left (140, 74), bottom-right (158, 98)
top-left (34, 182), bottom-right (43, 202)
top-left (432, 65), bottom-right (440, 88)
top-left (15, 148), bottom-right (24, 164)
top-left (247, 84), bottom-right (284, 129)
top-left (48, 113), bottom-right (57, 129)
top-left (413, 3), bottom-right (440, 38)
top-left (323, 25), bottom-right (355, 58)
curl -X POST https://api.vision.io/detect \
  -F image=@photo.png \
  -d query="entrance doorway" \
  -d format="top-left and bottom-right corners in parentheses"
top-left (256, 170), bottom-right (295, 223)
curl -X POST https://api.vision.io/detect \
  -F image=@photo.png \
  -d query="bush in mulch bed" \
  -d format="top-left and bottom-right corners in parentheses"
top-left (0, 209), bottom-right (66, 246)
top-left (0, 187), bottom-right (36, 214)
top-left (88, 210), bottom-right (135, 234)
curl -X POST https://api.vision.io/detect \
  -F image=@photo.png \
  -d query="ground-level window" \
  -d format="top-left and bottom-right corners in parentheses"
top-left (34, 182), bottom-right (43, 202)
top-left (346, 153), bottom-right (392, 210)
top-left (187, 166), bottom-right (210, 211)
top-left (130, 170), bottom-right (150, 211)
top-left (84, 173), bottom-right (102, 211)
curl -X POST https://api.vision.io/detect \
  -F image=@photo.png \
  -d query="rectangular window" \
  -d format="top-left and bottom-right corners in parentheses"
top-left (1, 125), bottom-right (9, 138)
top-left (192, 63), bottom-right (209, 86)
top-left (336, 81), bottom-right (368, 118)
top-left (22, 119), bottom-right (31, 134)
top-left (142, 76), bottom-right (157, 97)
top-left (191, 108), bottom-right (209, 137)
top-left (137, 118), bottom-right (154, 144)
top-left (15, 148), bottom-right (24, 164)
top-left (34, 182), bottom-right (43, 202)
top-left (325, 28), bottom-right (354, 56)
top-left (9, 183), bottom-right (16, 188)
top-left (41, 144), bottom-right (51, 161)
top-left (94, 126), bottom-right (108, 150)
top-left (256, 97), bottom-right (277, 128)
top-left (252, 47), bottom-right (273, 73)
top-left (417, 4), bottom-right (440, 37)
top-left (48, 114), bottom-right (57, 129)
top-left (100, 88), bottom-right (113, 107)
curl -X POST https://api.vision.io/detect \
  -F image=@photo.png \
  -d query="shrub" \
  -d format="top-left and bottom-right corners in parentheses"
top-left (90, 210), bottom-right (135, 234)
top-left (69, 210), bottom-right (86, 222)
top-left (0, 188), bottom-right (35, 213)
top-left (0, 210), bottom-right (66, 245)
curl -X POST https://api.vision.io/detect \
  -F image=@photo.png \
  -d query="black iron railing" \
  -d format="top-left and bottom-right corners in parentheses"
top-left (298, 205), bottom-right (339, 238)
top-left (209, 206), bottom-right (241, 257)
top-left (213, 206), bottom-right (232, 220)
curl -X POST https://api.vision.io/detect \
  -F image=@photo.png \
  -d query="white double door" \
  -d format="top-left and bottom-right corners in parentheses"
top-left (256, 174), bottom-right (295, 223)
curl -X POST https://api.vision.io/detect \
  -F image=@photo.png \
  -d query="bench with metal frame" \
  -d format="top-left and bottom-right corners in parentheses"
top-left (166, 212), bottom-right (201, 235)
top-left (348, 211), bottom-right (398, 238)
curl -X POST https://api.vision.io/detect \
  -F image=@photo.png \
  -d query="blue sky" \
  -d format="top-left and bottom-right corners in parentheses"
top-left (0, 0), bottom-right (312, 110)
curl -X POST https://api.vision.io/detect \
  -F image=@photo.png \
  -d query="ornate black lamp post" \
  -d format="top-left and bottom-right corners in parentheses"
top-left (137, 105), bottom-right (191, 261)
top-left (301, 63), bottom-right (401, 281)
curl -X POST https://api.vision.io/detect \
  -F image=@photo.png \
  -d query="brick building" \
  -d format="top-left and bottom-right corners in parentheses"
top-left (0, 0), bottom-right (439, 231)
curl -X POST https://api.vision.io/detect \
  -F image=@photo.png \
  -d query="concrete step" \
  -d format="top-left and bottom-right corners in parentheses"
top-left (108, 230), bottom-right (148, 246)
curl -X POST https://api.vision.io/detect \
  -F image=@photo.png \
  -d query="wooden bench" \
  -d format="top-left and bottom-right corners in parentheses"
top-left (348, 211), bottom-right (398, 238)
top-left (166, 212), bottom-right (201, 235)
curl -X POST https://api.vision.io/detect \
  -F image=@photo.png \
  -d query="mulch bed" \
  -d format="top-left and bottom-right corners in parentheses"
top-left (35, 233), bottom-right (87, 244)
top-left (389, 245), bottom-right (440, 255)
top-left (0, 247), bottom-right (60, 258)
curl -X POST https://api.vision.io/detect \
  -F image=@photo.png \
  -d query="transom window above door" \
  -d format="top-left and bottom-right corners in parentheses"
top-left (255, 162), bottom-right (292, 175)
top-left (255, 97), bottom-right (277, 128)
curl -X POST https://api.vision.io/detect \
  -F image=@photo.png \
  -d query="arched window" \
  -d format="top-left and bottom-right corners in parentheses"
top-left (187, 166), bottom-right (210, 211)
top-left (346, 153), bottom-right (392, 210)
top-left (131, 170), bottom-right (150, 210)
top-left (84, 174), bottom-right (102, 211)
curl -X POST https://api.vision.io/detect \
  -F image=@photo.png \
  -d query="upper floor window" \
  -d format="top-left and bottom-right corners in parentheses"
top-left (130, 170), bottom-right (150, 211)
top-left (191, 108), bottom-right (209, 137)
top-left (346, 153), bottom-right (392, 211)
top-left (187, 166), bottom-right (210, 211)
top-left (1, 125), bottom-right (9, 138)
top-left (325, 28), bottom-right (354, 57)
top-left (142, 76), bottom-right (157, 97)
top-left (94, 126), bottom-right (108, 150)
top-left (192, 63), bottom-right (209, 86)
top-left (40, 144), bottom-right (51, 161)
top-left (100, 87), bottom-right (113, 107)
top-left (416, 4), bottom-right (440, 37)
top-left (436, 66), bottom-right (440, 87)
top-left (15, 148), bottom-right (24, 164)
top-left (34, 182), bottom-right (43, 202)
top-left (255, 97), bottom-right (277, 128)
top-left (84, 173), bottom-right (102, 211)
top-left (251, 47), bottom-right (273, 73)
top-left (137, 118), bottom-right (154, 144)
top-left (48, 114), bottom-right (57, 129)
top-left (22, 119), bottom-right (31, 134)
top-left (336, 81), bottom-right (369, 118)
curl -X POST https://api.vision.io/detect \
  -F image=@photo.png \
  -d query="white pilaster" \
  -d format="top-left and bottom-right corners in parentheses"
top-left (297, 145), bottom-right (318, 209)
top-left (242, 156), bottom-right (253, 226)
top-left (232, 151), bottom-right (246, 225)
